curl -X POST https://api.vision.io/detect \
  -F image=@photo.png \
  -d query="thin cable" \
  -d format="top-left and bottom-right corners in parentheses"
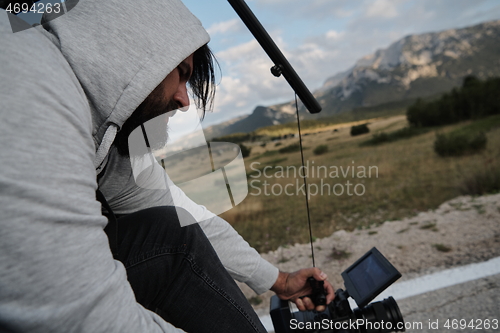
top-left (294, 94), bottom-right (316, 267)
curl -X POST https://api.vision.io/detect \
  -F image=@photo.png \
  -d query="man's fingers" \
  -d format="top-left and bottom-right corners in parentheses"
top-left (297, 296), bottom-right (329, 312)
top-left (315, 305), bottom-right (326, 312)
top-left (295, 298), bottom-right (306, 311)
top-left (324, 280), bottom-right (335, 304)
top-left (296, 297), bottom-right (316, 311)
top-left (282, 267), bottom-right (334, 311)
top-left (301, 297), bottom-right (315, 311)
top-left (299, 267), bottom-right (327, 281)
top-left (312, 268), bottom-right (328, 281)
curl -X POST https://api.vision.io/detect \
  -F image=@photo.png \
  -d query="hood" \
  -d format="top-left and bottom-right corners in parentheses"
top-left (39, 0), bottom-right (210, 168)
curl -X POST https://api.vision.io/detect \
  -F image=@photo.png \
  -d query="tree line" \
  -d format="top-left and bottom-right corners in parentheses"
top-left (407, 75), bottom-right (500, 127)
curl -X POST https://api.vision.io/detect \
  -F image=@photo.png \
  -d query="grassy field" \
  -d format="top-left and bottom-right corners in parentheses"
top-left (220, 113), bottom-right (500, 253)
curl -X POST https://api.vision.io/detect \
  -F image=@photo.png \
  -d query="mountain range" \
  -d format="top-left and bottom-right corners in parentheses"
top-left (204, 20), bottom-right (500, 139)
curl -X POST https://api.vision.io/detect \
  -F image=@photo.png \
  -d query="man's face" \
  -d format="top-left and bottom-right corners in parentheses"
top-left (114, 54), bottom-right (194, 157)
top-left (160, 53), bottom-right (194, 110)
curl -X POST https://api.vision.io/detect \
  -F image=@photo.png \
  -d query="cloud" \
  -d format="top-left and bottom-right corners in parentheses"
top-left (254, 0), bottom-right (357, 21)
top-left (215, 76), bottom-right (251, 109)
top-left (207, 18), bottom-right (243, 36)
top-left (325, 30), bottom-right (345, 41)
top-left (365, 0), bottom-right (400, 18)
top-left (216, 39), bottom-right (262, 63)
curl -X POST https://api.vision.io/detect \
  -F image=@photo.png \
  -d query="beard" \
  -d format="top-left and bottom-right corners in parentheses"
top-left (113, 92), bottom-right (181, 157)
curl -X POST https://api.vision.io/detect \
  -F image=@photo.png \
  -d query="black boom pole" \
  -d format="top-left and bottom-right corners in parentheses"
top-left (228, 0), bottom-right (322, 114)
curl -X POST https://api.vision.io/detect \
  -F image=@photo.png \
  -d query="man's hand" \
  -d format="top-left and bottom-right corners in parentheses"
top-left (270, 268), bottom-right (335, 312)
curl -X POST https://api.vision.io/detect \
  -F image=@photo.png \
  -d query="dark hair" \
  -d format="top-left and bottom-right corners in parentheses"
top-left (189, 44), bottom-right (219, 118)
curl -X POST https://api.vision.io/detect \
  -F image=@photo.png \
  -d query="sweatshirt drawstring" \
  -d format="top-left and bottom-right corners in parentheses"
top-left (94, 125), bottom-right (118, 172)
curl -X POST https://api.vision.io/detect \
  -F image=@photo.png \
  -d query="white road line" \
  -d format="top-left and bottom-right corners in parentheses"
top-left (372, 256), bottom-right (500, 302)
top-left (261, 256), bottom-right (500, 332)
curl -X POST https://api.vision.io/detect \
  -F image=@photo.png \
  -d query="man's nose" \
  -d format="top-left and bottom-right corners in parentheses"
top-left (173, 84), bottom-right (190, 111)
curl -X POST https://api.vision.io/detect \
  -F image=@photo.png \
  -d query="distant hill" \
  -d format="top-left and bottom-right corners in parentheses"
top-left (203, 105), bottom-right (296, 139)
top-left (205, 20), bottom-right (500, 139)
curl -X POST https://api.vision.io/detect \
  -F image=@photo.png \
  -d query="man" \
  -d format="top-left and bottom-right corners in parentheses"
top-left (0, 0), bottom-right (333, 332)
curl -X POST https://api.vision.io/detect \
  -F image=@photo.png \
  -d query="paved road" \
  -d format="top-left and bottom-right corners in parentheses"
top-left (399, 273), bottom-right (500, 333)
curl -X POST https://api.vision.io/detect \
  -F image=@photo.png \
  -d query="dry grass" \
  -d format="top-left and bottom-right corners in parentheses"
top-left (220, 115), bottom-right (500, 253)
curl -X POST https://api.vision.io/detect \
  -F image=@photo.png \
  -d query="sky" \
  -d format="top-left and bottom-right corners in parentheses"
top-left (181, 0), bottom-right (500, 127)
top-left (14, 0), bottom-right (500, 127)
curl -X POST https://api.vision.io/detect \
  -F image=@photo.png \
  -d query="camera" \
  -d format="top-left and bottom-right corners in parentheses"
top-left (270, 247), bottom-right (405, 333)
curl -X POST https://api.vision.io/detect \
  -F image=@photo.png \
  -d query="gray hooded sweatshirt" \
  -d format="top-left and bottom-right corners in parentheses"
top-left (0, 1), bottom-right (278, 332)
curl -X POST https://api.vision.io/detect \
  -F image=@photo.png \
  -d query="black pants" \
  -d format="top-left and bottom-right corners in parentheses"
top-left (105, 206), bottom-right (267, 333)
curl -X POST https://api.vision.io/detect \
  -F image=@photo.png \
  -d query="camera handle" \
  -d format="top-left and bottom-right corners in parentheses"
top-left (307, 277), bottom-right (327, 306)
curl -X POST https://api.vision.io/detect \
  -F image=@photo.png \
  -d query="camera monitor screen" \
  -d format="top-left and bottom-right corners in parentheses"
top-left (341, 247), bottom-right (401, 308)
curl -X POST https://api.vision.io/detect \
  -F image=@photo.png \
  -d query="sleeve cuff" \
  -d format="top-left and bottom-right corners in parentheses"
top-left (245, 258), bottom-right (280, 295)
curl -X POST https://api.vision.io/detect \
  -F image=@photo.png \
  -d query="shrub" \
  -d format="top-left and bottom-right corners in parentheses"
top-left (239, 143), bottom-right (251, 158)
top-left (248, 296), bottom-right (262, 306)
top-left (313, 144), bottom-right (328, 155)
top-left (459, 163), bottom-right (500, 195)
top-left (434, 131), bottom-right (487, 157)
top-left (369, 132), bottom-right (390, 144)
top-left (363, 127), bottom-right (429, 146)
top-left (278, 143), bottom-right (301, 154)
top-left (329, 247), bottom-right (351, 260)
top-left (433, 244), bottom-right (452, 252)
top-left (350, 123), bottom-right (370, 136)
top-left (213, 132), bottom-right (252, 144)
